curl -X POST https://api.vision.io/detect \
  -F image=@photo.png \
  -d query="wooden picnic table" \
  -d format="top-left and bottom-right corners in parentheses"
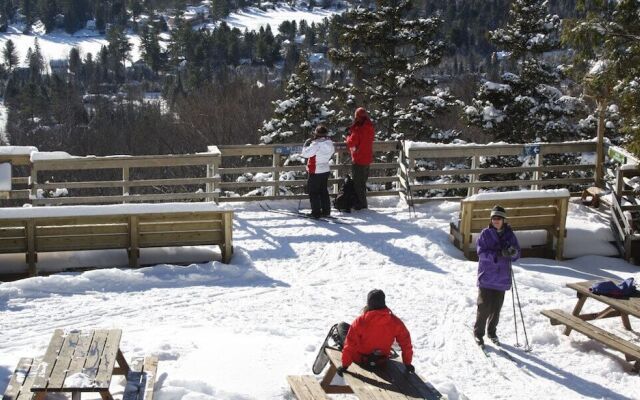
top-left (541, 279), bottom-right (640, 372)
top-left (565, 280), bottom-right (640, 333)
top-left (30, 329), bottom-right (130, 400)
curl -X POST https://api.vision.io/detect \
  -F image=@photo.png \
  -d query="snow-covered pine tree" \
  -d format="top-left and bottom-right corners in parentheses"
top-left (328, 0), bottom-right (456, 140)
top-left (465, 0), bottom-right (586, 143)
top-left (259, 59), bottom-right (332, 144)
top-left (562, 0), bottom-right (639, 150)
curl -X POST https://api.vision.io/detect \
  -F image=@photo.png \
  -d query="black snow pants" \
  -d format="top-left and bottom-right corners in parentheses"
top-left (352, 164), bottom-right (370, 209)
top-left (473, 287), bottom-right (506, 339)
top-left (308, 172), bottom-right (331, 217)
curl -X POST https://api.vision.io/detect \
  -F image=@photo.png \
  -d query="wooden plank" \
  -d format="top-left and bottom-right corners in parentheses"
top-left (286, 376), bottom-right (330, 400)
top-left (141, 356), bottom-right (158, 400)
top-left (37, 177), bottom-right (219, 190)
top-left (35, 216), bottom-right (129, 226)
top-left (222, 212), bottom-right (233, 263)
top-left (541, 309), bottom-right (640, 364)
top-left (2, 358), bottom-right (35, 400)
top-left (0, 238), bottom-right (27, 253)
top-left (14, 359), bottom-right (39, 400)
top-left (463, 197), bottom-right (569, 208)
top-left (138, 231), bottom-right (224, 247)
top-left (31, 192), bottom-right (217, 206)
top-left (32, 329), bottom-right (67, 391)
top-left (136, 212), bottom-right (228, 223)
top-left (92, 330), bottom-right (122, 389)
top-left (36, 234), bottom-right (129, 252)
top-left (412, 164), bottom-right (595, 177)
top-left (47, 330), bottom-right (82, 389)
top-left (65, 332), bottom-right (95, 381)
top-left (470, 215), bottom-right (556, 231)
top-left (138, 222), bottom-right (223, 234)
top-left (37, 224), bottom-right (129, 237)
top-left (80, 330), bottom-right (109, 387)
top-left (470, 206), bottom-right (558, 219)
top-left (0, 227), bottom-right (27, 238)
top-left (32, 154), bottom-right (219, 170)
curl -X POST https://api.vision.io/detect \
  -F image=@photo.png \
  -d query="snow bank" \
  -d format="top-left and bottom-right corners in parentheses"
top-left (0, 163), bottom-right (10, 191)
top-left (30, 151), bottom-right (74, 162)
top-left (466, 189), bottom-right (570, 201)
top-left (0, 202), bottom-right (231, 219)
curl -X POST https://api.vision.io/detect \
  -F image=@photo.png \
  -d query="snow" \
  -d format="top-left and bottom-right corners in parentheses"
top-left (0, 198), bottom-right (639, 399)
top-left (467, 189), bottom-right (570, 201)
top-left (30, 151), bottom-right (74, 161)
top-left (0, 163), bottom-right (10, 191)
top-left (0, 202), bottom-right (229, 219)
top-left (0, 146), bottom-right (38, 156)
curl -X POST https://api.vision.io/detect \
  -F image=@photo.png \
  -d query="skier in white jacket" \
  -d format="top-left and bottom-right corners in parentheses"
top-left (301, 125), bottom-right (335, 218)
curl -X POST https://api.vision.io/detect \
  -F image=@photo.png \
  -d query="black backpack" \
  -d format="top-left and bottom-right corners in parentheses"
top-left (334, 175), bottom-right (357, 212)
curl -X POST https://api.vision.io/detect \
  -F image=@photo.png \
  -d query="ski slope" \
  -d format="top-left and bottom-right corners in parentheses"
top-left (0, 198), bottom-right (639, 400)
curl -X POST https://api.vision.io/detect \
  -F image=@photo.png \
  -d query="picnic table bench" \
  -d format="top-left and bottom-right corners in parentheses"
top-left (449, 189), bottom-right (569, 260)
top-left (541, 280), bottom-right (640, 372)
top-left (287, 347), bottom-right (444, 399)
top-left (2, 329), bottom-right (158, 400)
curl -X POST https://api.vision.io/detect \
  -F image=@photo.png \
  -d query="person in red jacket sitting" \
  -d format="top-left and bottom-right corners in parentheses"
top-left (345, 107), bottom-right (375, 210)
top-left (336, 289), bottom-right (415, 376)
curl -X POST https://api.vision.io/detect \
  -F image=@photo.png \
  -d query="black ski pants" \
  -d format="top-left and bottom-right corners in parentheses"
top-left (352, 164), bottom-right (370, 209)
top-left (473, 287), bottom-right (506, 339)
top-left (308, 172), bottom-right (331, 217)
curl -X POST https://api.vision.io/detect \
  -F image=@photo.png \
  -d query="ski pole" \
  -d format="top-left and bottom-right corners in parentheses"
top-left (511, 263), bottom-right (532, 352)
top-left (511, 261), bottom-right (521, 347)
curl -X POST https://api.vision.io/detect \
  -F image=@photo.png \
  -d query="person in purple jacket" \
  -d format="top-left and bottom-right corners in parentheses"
top-left (473, 205), bottom-right (521, 347)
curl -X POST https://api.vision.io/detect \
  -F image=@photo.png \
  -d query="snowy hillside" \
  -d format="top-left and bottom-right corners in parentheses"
top-left (0, 198), bottom-right (639, 400)
top-left (0, 5), bottom-right (340, 69)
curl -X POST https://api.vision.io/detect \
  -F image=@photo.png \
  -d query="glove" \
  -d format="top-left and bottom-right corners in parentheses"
top-left (501, 246), bottom-right (517, 257)
top-left (405, 364), bottom-right (415, 374)
top-left (304, 138), bottom-right (313, 147)
top-left (336, 366), bottom-right (347, 377)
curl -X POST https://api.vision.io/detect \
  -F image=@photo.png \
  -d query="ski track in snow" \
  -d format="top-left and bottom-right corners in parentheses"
top-left (1, 199), bottom-right (639, 399)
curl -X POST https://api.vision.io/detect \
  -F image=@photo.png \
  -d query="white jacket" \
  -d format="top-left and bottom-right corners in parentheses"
top-left (301, 137), bottom-right (335, 174)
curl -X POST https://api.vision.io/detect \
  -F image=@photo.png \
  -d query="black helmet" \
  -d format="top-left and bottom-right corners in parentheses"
top-left (367, 289), bottom-right (386, 310)
top-left (490, 205), bottom-right (507, 219)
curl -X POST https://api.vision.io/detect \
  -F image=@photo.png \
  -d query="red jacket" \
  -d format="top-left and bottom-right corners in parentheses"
top-left (341, 308), bottom-right (413, 368)
top-left (346, 118), bottom-right (375, 166)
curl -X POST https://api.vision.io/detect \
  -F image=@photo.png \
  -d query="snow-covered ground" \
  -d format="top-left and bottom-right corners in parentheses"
top-left (0, 6), bottom-right (340, 69)
top-left (1, 198), bottom-right (639, 400)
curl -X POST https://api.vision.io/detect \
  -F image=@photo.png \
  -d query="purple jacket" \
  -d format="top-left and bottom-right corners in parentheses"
top-left (477, 224), bottom-right (521, 291)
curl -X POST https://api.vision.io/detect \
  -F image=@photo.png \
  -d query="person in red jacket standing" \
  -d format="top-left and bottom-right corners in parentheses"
top-left (345, 107), bottom-right (375, 210)
top-left (336, 289), bottom-right (414, 376)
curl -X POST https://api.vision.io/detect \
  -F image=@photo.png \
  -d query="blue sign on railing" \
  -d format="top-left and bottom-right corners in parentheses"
top-left (275, 146), bottom-right (303, 155)
top-left (522, 144), bottom-right (541, 156)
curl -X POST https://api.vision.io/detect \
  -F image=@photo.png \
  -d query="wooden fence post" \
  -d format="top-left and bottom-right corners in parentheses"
top-left (128, 216), bottom-right (139, 268)
top-left (468, 155), bottom-right (479, 197)
top-left (531, 152), bottom-right (542, 190)
top-left (122, 167), bottom-right (130, 202)
top-left (26, 220), bottom-right (37, 276)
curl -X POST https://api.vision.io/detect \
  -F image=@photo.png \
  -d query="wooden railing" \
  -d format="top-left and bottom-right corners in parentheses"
top-left (0, 140), bottom-right (620, 206)
top-left (400, 141), bottom-right (599, 204)
top-left (0, 149), bottom-right (33, 201)
top-left (215, 141), bottom-right (399, 202)
top-left (29, 149), bottom-right (221, 205)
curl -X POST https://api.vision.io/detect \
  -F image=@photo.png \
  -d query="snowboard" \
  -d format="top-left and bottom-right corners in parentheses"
top-left (312, 323), bottom-right (343, 375)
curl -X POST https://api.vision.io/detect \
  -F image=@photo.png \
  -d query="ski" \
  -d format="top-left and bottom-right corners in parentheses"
top-left (259, 203), bottom-right (350, 225)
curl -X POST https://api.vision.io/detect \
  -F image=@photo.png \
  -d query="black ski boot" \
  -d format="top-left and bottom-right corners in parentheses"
top-left (489, 335), bottom-right (500, 346)
top-left (474, 335), bottom-right (484, 347)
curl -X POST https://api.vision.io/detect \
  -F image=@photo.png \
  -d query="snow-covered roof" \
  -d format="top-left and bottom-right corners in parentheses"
top-left (465, 189), bottom-right (570, 202)
top-left (0, 202), bottom-right (231, 219)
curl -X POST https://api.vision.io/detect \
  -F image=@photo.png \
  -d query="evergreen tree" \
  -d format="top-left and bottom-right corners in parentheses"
top-left (211, 0), bottom-right (229, 21)
top-left (0, 0), bottom-right (15, 31)
top-left (38, 0), bottom-right (57, 32)
top-left (2, 39), bottom-right (18, 71)
top-left (140, 24), bottom-right (164, 73)
top-left (259, 59), bottom-right (331, 144)
top-left (563, 0), bottom-right (640, 149)
top-left (27, 38), bottom-right (45, 81)
top-left (328, 0), bottom-right (455, 140)
top-left (130, 0), bottom-right (143, 23)
top-left (21, 0), bottom-right (34, 33)
top-left (465, 0), bottom-right (585, 143)
top-left (68, 47), bottom-right (81, 77)
top-left (106, 24), bottom-right (131, 82)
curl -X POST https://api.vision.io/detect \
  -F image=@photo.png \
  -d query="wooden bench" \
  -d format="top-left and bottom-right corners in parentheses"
top-left (123, 357), bottom-right (159, 400)
top-left (610, 166), bottom-right (640, 264)
top-left (2, 358), bottom-right (40, 400)
top-left (0, 203), bottom-right (233, 276)
top-left (541, 309), bottom-right (640, 372)
top-left (288, 347), bottom-right (444, 399)
top-left (449, 189), bottom-right (569, 260)
top-left (286, 376), bottom-right (329, 400)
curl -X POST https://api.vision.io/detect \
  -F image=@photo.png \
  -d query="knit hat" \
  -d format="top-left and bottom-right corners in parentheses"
top-left (367, 289), bottom-right (386, 310)
top-left (490, 205), bottom-right (507, 219)
top-left (354, 107), bottom-right (368, 121)
top-left (314, 125), bottom-right (328, 136)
